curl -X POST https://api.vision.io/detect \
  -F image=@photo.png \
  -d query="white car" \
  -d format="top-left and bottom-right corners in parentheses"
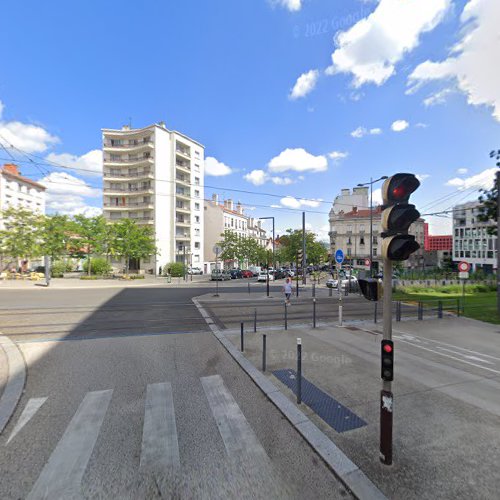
top-left (257, 271), bottom-right (274, 282)
top-left (326, 276), bottom-right (357, 289)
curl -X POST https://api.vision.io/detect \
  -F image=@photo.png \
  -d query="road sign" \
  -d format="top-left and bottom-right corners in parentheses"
top-left (335, 249), bottom-right (344, 264)
top-left (213, 245), bottom-right (222, 255)
top-left (459, 271), bottom-right (469, 279)
top-left (365, 258), bottom-right (371, 267)
top-left (458, 261), bottom-right (470, 272)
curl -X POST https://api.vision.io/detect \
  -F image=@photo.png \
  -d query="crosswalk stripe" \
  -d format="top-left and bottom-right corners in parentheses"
top-left (140, 382), bottom-right (180, 471)
top-left (7, 397), bottom-right (48, 445)
top-left (26, 389), bottom-right (113, 500)
top-left (201, 375), bottom-right (267, 458)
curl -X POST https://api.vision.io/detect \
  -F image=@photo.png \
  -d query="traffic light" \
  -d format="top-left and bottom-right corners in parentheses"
top-left (297, 249), bottom-right (303, 263)
top-left (358, 278), bottom-right (383, 301)
top-left (381, 174), bottom-right (421, 261)
top-left (381, 340), bottom-right (394, 381)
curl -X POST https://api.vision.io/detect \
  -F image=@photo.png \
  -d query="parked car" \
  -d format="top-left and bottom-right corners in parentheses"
top-left (249, 266), bottom-right (262, 276)
top-left (273, 269), bottom-right (286, 279)
top-left (326, 276), bottom-right (358, 290)
top-left (188, 267), bottom-right (203, 275)
top-left (257, 271), bottom-right (275, 282)
top-left (241, 270), bottom-right (253, 278)
top-left (229, 269), bottom-right (243, 279)
top-left (211, 270), bottom-right (231, 281)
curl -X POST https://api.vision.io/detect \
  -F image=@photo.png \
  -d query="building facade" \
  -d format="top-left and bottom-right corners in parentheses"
top-left (329, 189), bottom-right (425, 272)
top-left (452, 201), bottom-right (497, 273)
top-left (203, 195), bottom-right (266, 272)
top-left (0, 163), bottom-right (46, 218)
top-left (423, 223), bottom-right (452, 268)
top-left (102, 123), bottom-right (204, 273)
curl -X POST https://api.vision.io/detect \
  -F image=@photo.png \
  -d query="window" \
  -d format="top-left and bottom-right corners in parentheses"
top-left (194, 177), bottom-right (200, 185)
top-left (195, 215), bottom-right (200, 223)
top-left (195, 190), bottom-right (200, 198)
top-left (195, 242), bottom-right (200, 249)
top-left (194, 164), bottom-right (200, 172)
top-left (195, 203), bottom-right (200, 210)
top-left (195, 228), bottom-right (200, 236)
top-left (360, 237), bottom-right (365, 245)
top-left (194, 255), bottom-right (200, 263)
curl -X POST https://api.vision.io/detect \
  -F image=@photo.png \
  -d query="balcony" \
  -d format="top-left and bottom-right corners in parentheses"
top-left (104, 156), bottom-right (154, 166)
top-left (105, 185), bottom-right (153, 195)
top-left (104, 201), bottom-right (154, 210)
top-left (175, 176), bottom-right (190, 186)
top-left (104, 169), bottom-right (154, 180)
top-left (103, 138), bottom-right (153, 150)
top-left (175, 232), bottom-right (191, 240)
top-left (176, 190), bottom-right (191, 201)
top-left (176, 144), bottom-right (191, 158)
top-left (175, 161), bottom-right (191, 174)
top-left (176, 206), bottom-right (191, 214)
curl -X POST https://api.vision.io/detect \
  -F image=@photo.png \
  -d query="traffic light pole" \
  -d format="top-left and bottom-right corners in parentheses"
top-left (302, 211), bottom-right (306, 285)
top-left (380, 257), bottom-right (393, 465)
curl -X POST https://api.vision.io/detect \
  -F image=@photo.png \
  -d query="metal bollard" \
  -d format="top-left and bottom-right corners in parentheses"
top-left (240, 322), bottom-right (244, 351)
top-left (285, 302), bottom-right (288, 330)
top-left (396, 301), bottom-right (401, 322)
top-left (254, 308), bottom-right (257, 333)
top-left (313, 298), bottom-right (317, 328)
top-left (418, 302), bottom-right (423, 320)
top-left (248, 282), bottom-right (250, 295)
top-left (374, 302), bottom-right (378, 324)
top-left (329, 287), bottom-right (332, 297)
top-left (297, 338), bottom-right (302, 405)
top-left (262, 334), bottom-right (267, 372)
top-left (457, 298), bottom-right (461, 317)
top-left (312, 283), bottom-right (316, 298)
top-left (438, 300), bottom-right (443, 319)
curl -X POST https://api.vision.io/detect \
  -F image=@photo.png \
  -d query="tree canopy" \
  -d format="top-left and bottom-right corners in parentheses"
top-left (477, 149), bottom-right (500, 235)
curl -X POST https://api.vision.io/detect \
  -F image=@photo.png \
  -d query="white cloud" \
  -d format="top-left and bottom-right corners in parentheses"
top-left (351, 126), bottom-right (382, 138)
top-left (272, 0), bottom-right (301, 12)
top-left (270, 204), bottom-right (282, 209)
top-left (326, 0), bottom-right (451, 87)
top-left (204, 156), bottom-right (233, 176)
top-left (45, 150), bottom-right (102, 177)
top-left (408, 0), bottom-right (500, 121)
top-left (445, 167), bottom-right (497, 190)
top-left (0, 118), bottom-right (59, 153)
top-left (372, 188), bottom-right (383, 206)
top-left (39, 171), bottom-right (101, 216)
top-left (423, 87), bottom-right (454, 107)
top-left (280, 196), bottom-right (322, 209)
top-left (415, 122), bottom-right (429, 128)
top-left (289, 70), bottom-right (319, 100)
top-left (328, 151), bottom-right (349, 162)
top-left (271, 176), bottom-right (294, 185)
top-left (244, 169), bottom-right (267, 186)
top-left (457, 168), bottom-right (468, 175)
top-left (416, 174), bottom-right (430, 182)
top-left (268, 148), bottom-right (327, 173)
top-left (391, 119), bottom-right (409, 132)
top-left (0, 100), bottom-right (4, 119)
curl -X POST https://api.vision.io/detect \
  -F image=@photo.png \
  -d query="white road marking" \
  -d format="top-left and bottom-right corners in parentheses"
top-left (201, 375), bottom-right (267, 458)
top-left (395, 338), bottom-right (500, 375)
top-left (6, 397), bottom-right (47, 444)
top-left (435, 347), bottom-right (495, 365)
top-left (140, 382), bottom-right (180, 470)
top-left (26, 389), bottom-right (113, 500)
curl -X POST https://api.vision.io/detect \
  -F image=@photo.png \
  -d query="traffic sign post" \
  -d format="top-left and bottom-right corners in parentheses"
top-left (365, 258), bottom-right (371, 268)
top-left (458, 262), bottom-right (470, 314)
top-left (213, 245), bottom-right (222, 297)
top-left (335, 249), bottom-right (344, 265)
top-left (335, 250), bottom-right (344, 326)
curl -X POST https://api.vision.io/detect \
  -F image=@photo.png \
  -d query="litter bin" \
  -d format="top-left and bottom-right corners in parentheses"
top-left (167, 274), bottom-right (171, 283)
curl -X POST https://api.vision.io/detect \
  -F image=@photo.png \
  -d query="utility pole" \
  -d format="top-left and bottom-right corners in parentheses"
top-left (497, 170), bottom-right (500, 315)
top-left (302, 211), bottom-right (306, 285)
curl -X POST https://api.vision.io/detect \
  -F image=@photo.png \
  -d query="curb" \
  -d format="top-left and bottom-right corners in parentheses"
top-left (192, 297), bottom-right (387, 500)
top-left (0, 335), bottom-right (26, 434)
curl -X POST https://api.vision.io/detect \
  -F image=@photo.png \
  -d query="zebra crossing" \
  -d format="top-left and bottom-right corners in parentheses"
top-left (5, 375), bottom-right (271, 499)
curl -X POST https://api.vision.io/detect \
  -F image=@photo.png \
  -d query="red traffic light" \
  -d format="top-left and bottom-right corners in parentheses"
top-left (383, 344), bottom-right (393, 353)
top-left (382, 174), bottom-right (420, 205)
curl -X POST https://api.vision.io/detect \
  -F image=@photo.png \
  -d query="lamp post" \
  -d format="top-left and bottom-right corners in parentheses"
top-left (260, 217), bottom-right (275, 297)
top-left (357, 176), bottom-right (388, 277)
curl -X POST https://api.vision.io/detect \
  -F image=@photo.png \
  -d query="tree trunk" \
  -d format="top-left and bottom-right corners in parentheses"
top-left (87, 245), bottom-right (91, 276)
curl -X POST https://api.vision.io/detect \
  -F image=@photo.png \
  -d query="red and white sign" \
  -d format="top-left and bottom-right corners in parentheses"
top-left (365, 259), bottom-right (371, 267)
top-left (458, 261), bottom-right (470, 272)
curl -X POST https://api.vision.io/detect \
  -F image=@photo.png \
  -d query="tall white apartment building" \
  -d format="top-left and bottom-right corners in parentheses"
top-left (0, 163), bottom-right (46, 218)
top-left (102, 123), bottom-right (204, 273)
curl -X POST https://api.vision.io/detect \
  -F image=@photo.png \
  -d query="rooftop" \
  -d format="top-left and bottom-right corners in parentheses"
top-left (0, 163), bottom-right (46, 191)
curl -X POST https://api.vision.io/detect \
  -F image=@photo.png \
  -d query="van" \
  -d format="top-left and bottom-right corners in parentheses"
top-left (248, 266), bottom-right (261, 277)
top-left (211, 269), bottom-right (231, 281)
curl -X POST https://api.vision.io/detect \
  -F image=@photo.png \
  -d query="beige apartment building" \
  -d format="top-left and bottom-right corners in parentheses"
top-left (203, 194), bottom-right (266, 273)
top-left (329, 189), bottom-right (425, 272)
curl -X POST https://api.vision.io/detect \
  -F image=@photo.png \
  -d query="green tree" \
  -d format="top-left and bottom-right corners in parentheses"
top-left (111, 218), bottom-right (157, 274)
top-left (39, 214), bottom-right (72, 260)
top-left (70, 215), bottom-right (108, 275)
top-left (477, 150), bottom-right (500, 235)
top-left (218, 230), bottom-right (244, 266)
top-left (0, 207), bottom-right (42, 266)
top-left (278, 229), bottom-right (328, 265)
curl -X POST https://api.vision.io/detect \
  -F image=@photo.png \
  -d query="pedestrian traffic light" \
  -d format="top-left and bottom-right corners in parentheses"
top-left (358, 278), bottom-right (382, 301)
top-left (381, 340), bottom-right (394, 381)
top-left (381, 174), bottom-right (421, 261)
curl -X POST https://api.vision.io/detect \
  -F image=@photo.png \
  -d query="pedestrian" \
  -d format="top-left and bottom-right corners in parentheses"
top-left (283, 277), bottom-right (293, 306)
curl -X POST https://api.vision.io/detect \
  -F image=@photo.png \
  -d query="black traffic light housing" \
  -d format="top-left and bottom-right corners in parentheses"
top-left (381, 340), bottom-right (394, 381)
top-left (381, 174), bottom-right (421, 261)
top-left (358, 278), bottom-right (382, 301)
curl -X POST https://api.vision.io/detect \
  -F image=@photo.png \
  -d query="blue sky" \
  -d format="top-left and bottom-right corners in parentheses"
top-left (0, 0), bottom-right (499, 240)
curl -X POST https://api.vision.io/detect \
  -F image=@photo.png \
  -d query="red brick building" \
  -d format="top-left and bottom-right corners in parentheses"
top-left (424, 223), bottom-right (452, 251)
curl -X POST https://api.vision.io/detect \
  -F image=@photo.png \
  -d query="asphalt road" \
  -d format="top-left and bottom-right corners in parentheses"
top-left (0, 284), bottom-right (351, 499)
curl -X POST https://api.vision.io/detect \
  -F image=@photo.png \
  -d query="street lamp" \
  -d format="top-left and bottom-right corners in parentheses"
top-left (259, 217), bottom-right (275, 298)
top-left (357, 176), bottom-right (388, 277)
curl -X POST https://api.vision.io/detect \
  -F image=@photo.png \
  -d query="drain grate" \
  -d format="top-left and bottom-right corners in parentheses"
top-left (273, 369), bottom-right (367, 433)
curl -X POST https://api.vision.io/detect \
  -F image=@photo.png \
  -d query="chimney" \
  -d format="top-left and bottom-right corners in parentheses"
top-left (122, 125), bottom-right (131, 131)
top-left (158, 121), bottom-right (166, 129)
top-left (227, 199), bottom-right (234, 211)
top-left (236, 201), bottom-right (243, 214)
top-left (2, 163), bottom-right (20, 175)
top-left (212, 193), bottom-right (219, 206)
top-left (352, 207), bottom-right (357, 213)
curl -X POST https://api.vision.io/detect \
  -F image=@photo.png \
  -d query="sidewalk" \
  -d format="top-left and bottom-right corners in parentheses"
top-left (221, 318), bottom-right (500, 499)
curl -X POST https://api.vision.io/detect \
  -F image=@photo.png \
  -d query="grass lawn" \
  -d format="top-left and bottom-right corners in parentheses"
top-left (393, 290), bottom-right (500, 324)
